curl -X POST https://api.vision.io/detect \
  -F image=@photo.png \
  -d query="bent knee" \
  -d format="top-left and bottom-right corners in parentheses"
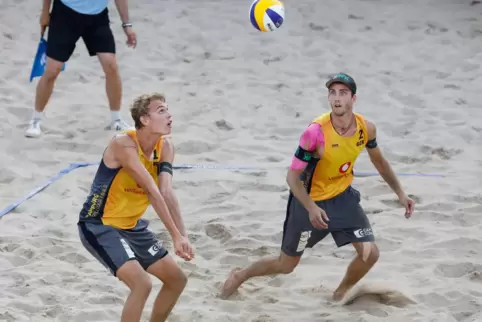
top-left (278, 254), bottom-right (300, 274)
top-left (130, 273), bottom-right (153, 294)
top-left (165, 267), bottom-right (188, 292)
top-left (360, 242), bottom-right (379, 264)
top-left (135, 274), bottom-right (153, 295)
top-left (117, 261), bottom-right (153, 294)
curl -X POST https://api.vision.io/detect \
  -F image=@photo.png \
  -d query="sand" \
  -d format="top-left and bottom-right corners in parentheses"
top-left (1, 0), bottom-right (482, 321)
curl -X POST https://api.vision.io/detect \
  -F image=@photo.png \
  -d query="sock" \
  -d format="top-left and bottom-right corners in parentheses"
top-left (32, 110), bottom-right (43, 121)
top-left (111, 110), bottom-right (120, 123)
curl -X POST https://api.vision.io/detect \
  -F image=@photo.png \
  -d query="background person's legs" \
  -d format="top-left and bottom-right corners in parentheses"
top-left (26, 58), bottom-right (66, 137)
top-left (83, 9), bottom-right (129, 131)
top-left (97, 53), bottom-right (127, 130)
top-left (26, 0), bottom-right (82, 137)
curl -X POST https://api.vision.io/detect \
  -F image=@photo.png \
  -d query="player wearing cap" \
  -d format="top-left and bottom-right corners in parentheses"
top-left (220, 73), bottom-right (415, 301)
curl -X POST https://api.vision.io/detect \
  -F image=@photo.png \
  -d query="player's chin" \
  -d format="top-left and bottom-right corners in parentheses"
top-left (162, 126), bottom-right (172, 135)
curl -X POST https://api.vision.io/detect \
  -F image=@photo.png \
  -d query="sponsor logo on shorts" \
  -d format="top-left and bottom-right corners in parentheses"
top-left (148, 240), bottom-right (164, 256)
top-left (354, 228), bottom-right (373, 239)
top-left (296, 231), bottom-right (312, 252)
top-left (120, 238), bottom-right (136, 259)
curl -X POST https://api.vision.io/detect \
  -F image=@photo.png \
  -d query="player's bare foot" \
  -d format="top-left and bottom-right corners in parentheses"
top-left (332, 286), bottom-right (351, 302)
top-left (220, 268), bottom-right (243, 299)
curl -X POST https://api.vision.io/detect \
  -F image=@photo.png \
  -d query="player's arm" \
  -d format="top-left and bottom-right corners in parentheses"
top-left (114, 0), bottom-right (130, 24)
top-left (42, 0), bottom-right (51, 12)
top-left (113, 135), bottom-right (182, 241)
top-left (286, 123), bottom-right (325, 212)
top-left (157, 136), bottom-right (187, 237)
top-left (365, 120), bottom-right (407, 199)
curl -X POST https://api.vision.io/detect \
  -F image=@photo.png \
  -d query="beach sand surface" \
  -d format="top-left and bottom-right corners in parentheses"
top-left (1, 0), bottom-right (482, 321)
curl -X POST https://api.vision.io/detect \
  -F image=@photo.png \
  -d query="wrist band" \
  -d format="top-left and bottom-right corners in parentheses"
top-left (122, 22), bottom-right (132, 28)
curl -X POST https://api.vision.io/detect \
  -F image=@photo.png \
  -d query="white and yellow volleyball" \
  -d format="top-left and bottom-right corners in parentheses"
top-left (249, 0), bottom-right (285, 32)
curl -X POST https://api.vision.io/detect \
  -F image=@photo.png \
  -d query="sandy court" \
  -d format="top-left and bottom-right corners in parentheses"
top-left (1, 0), bottom-right (482, 321)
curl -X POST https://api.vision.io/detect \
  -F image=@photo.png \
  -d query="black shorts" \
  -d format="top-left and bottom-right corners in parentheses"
top-left (281, 185), bottom-right (375, 257)
top-left (78, 218), bottom-right (168, 276)
top-left (46, 0), bottom-right (116, 62)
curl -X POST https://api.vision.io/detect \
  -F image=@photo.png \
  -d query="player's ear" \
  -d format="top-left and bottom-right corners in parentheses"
top-left (140, 114), bottom-right (150, 127)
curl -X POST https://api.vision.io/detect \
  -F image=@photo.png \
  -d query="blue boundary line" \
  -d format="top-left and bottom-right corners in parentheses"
top-left (0, 162), bottom-right (446, 218)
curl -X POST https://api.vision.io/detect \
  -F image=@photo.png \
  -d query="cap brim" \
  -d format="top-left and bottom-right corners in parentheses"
top-left (325, 79), bottom-right (356, 94)
top-left (326, 79), bottom-right (347, 89)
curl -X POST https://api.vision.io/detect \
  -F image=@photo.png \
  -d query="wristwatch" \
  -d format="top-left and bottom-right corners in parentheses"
top-left (122, 22), bottom-right (133, 28)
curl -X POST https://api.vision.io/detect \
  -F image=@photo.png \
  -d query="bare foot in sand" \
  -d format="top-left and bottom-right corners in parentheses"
top-left (220, 268), bottom-right (243, 299)
top-left (332, 286), bottom-right (352, 302)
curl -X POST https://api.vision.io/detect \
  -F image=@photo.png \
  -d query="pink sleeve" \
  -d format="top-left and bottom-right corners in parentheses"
top-left (289, 123), bottom-right (325, 171)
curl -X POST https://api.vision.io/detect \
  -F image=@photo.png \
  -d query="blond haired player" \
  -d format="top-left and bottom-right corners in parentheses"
top-left (77, 93), bottom-right (193, 322)
top-left (221, 73), bottom-right (415, 301)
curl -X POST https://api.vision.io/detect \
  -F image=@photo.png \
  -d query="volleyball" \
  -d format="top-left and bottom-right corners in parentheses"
top-left (249, 0), bottom-right (285, 32)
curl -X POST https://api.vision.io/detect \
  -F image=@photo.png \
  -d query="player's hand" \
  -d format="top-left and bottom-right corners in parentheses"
top-left (398, 193), bottom-right (415, 219)
top-left (173, 235), bottom-right (194, 261)
top-left (308, 205), bottom-right (329, 229)
top-left (40, 11), bottom-right (50, 37)
top-left (123, 26), bottom-right (137, 48)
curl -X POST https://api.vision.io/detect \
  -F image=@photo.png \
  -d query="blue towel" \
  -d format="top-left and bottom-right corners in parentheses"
top-left (29, 37), bottom-right (66, 82)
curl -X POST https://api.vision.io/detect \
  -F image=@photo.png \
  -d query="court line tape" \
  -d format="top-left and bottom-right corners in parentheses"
top-left (0, 162), bottom-right (446, 218)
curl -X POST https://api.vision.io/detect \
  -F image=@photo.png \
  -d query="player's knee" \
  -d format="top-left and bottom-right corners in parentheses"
top-left (128, 272), bottom-right (152, 300)
top-left (43, 60), bottom-right (63, 80)
top-left (100, 55), bottom-right (119, 76)
top-left (163, 265), bottom-right (188, 293)
top-left (137, 273), bottom-right (153, 293)
top-left (117, 262), bottom-right (153, 296)
top-left (278, 255), bottom-right (300, 274)
top-left (171, 270), bottom-right (188, 293)
top-left (360, 242), bottom-right (379, 264)
top-left (370, 244), bottom-right (380, 263)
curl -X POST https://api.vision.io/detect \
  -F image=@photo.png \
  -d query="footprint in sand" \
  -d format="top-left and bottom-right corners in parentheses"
top-left (341, 284), bottom-right (417, 309)
top-left (204, 222), bottom-right (232, 242)
top-left (435, 262), bottom-right (482, 282)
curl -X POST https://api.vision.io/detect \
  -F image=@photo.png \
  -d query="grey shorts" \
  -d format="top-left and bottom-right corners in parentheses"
top-left (281, 185), bottom-right (375, 257)
top-left (78, 218), bottom-right (168, 276)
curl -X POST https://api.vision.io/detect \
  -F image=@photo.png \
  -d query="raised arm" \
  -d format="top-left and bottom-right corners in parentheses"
top-left (365, 120), bottom-right (414, 218)
top-left (158, 136), bottom-right (187, 237)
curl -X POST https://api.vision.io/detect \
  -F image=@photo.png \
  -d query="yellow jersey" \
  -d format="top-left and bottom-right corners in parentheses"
top-left (78, 129), bottom-right (163, 229)
top-left (302, 112), bottom-right (368, 201)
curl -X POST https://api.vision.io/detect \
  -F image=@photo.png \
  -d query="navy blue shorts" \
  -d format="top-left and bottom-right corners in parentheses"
top-left (281, 185), bottom-right (375, 257)
top-left (78, 218), bottom-right (168, 276)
